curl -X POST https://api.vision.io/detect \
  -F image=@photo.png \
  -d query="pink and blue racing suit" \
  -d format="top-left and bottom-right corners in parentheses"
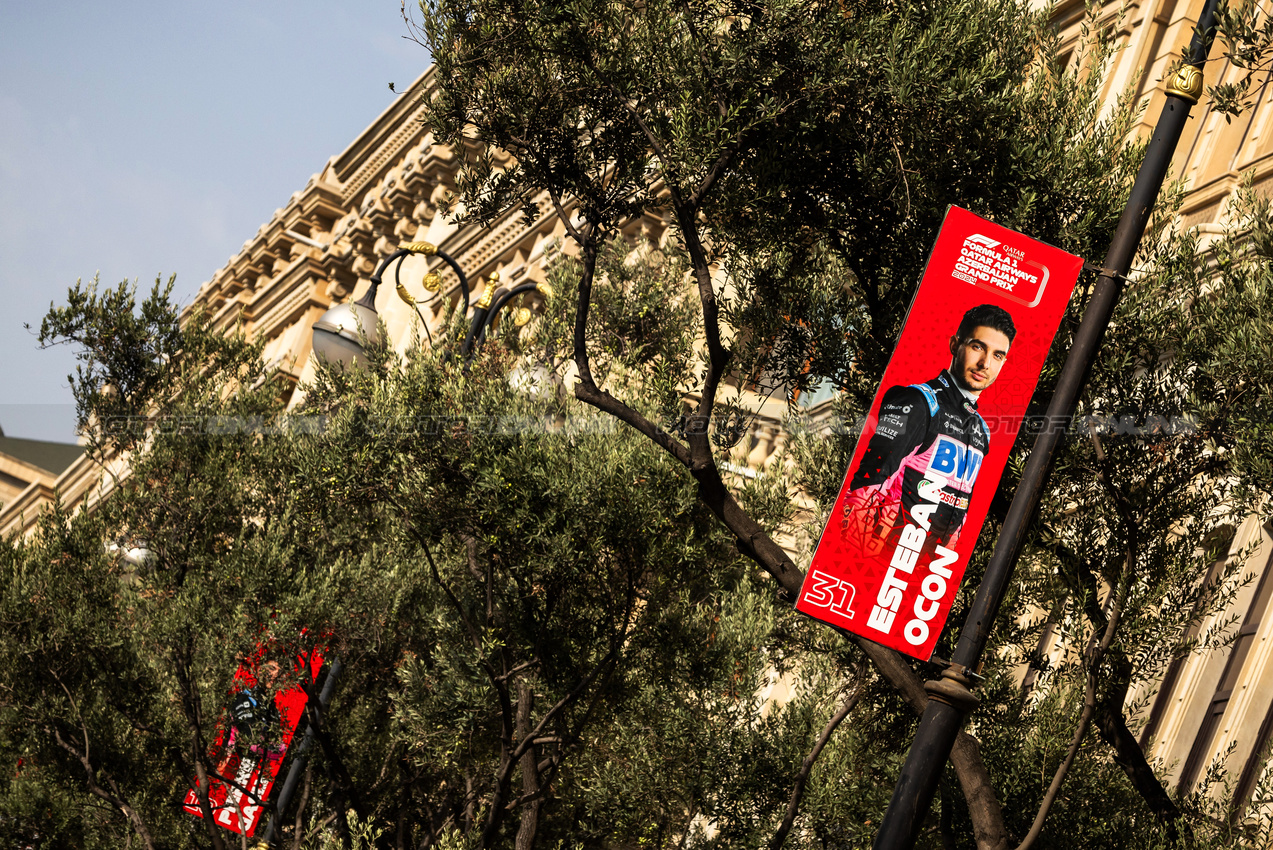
top-left (843, 370), bottom-right (989, 554)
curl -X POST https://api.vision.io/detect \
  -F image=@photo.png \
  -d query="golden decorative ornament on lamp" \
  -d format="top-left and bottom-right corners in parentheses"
top-left (397, 240), bottom-right (438, 255)
top-left (513, 307), bottom-right (533, 327)
top-left (476, 273), bottom-right (499, 309)
top-left (535, 282), bottom-right (554, 299)
top-left (1166, 64), bottom-right (1204, 103)
top-left (421, 272), bottom-right (443, 292)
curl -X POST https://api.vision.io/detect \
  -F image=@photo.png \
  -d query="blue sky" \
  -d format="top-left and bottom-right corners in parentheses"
top-left (0, 2), bottom-right (426, 443)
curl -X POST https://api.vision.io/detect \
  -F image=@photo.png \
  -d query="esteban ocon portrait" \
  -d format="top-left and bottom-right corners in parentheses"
top-left (844, 303), bottom-right (1015, 555)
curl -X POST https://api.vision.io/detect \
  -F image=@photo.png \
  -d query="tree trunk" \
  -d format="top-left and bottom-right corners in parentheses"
top-left (515, 679), bottom-right (543, 850)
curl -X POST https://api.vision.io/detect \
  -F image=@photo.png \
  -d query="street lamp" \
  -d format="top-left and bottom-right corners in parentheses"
top-left (475, 281), bottom-right (553, 349)
top-left (311, 240), bottom-right (550, 367)
top-left (311, 241), bottom-right (471, 369)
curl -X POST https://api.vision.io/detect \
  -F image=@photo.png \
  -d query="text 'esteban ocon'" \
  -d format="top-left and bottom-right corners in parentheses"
top-left (865, 473), bottom-right (959, 647)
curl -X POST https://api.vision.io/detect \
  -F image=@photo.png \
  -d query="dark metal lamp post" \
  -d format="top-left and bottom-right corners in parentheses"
top-left (872, 3), bottom-right (1220, 847)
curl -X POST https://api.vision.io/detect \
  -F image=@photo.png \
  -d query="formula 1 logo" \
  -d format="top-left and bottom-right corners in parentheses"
top-left (964, 234), bottom-right (1000, 249)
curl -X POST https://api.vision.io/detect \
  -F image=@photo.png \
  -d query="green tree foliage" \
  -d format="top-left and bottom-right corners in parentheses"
top-left (1, 275), bottom-right (832, 849)
top-left (10, 190), bottom-right (1273, 848)
top-left (5, 280), bottom-right (305, 850)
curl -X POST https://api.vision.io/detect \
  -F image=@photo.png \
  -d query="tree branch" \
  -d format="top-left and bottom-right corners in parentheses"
top-left (48, 724), bottom-right (157, 850)
top-left (950, 732), bottom-right (1010, 850)
top-left (514, 679), bottom-right (542, 850)
top-left (571, 222), bottom-right (603, 391)
top-left (687, 143), bottom-right (740, 210)
top-left (1039, 431), bottom-right (1182, 832)
top-left (574, 380), bottom-right (693, 467)
top-left (480, 645), bottom-right (621, 848)
top-left (300, 675), bottom-right (369, 827)
top-left (172, 646), bottom-right (230, 850)
top-left (1016, 531), bottom-right (1133, 850)
top-left (674, 205), bottom-right (730, 448)
top-left (411, 527), bottom-right (519, 796)
top-left (769, 672), bottom-right (865, 850)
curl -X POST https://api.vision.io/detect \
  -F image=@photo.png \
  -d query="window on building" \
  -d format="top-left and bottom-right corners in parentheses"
top-left (1178, 534), bottom-right (1273, 794)
top-left (1230, 526), bottom-right (1273, 820)
top-left (1140, 526), bottom-right (1236, 748)
top-left (793, 376), bottom-right (836, 409)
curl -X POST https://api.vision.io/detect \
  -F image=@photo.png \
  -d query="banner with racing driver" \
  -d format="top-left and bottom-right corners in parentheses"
top-left (796, 207), bottom-right (1083, 660)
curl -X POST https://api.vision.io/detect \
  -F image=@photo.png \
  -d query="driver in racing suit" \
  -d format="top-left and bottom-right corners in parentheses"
top-left (843, 304), bottom-right (1015, 554)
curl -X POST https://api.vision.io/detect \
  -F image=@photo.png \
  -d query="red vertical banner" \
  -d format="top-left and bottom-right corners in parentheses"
top-left (796, 207), bottom-right (1083, 660)
top-left (182, 646), bottom-right (323, 836)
